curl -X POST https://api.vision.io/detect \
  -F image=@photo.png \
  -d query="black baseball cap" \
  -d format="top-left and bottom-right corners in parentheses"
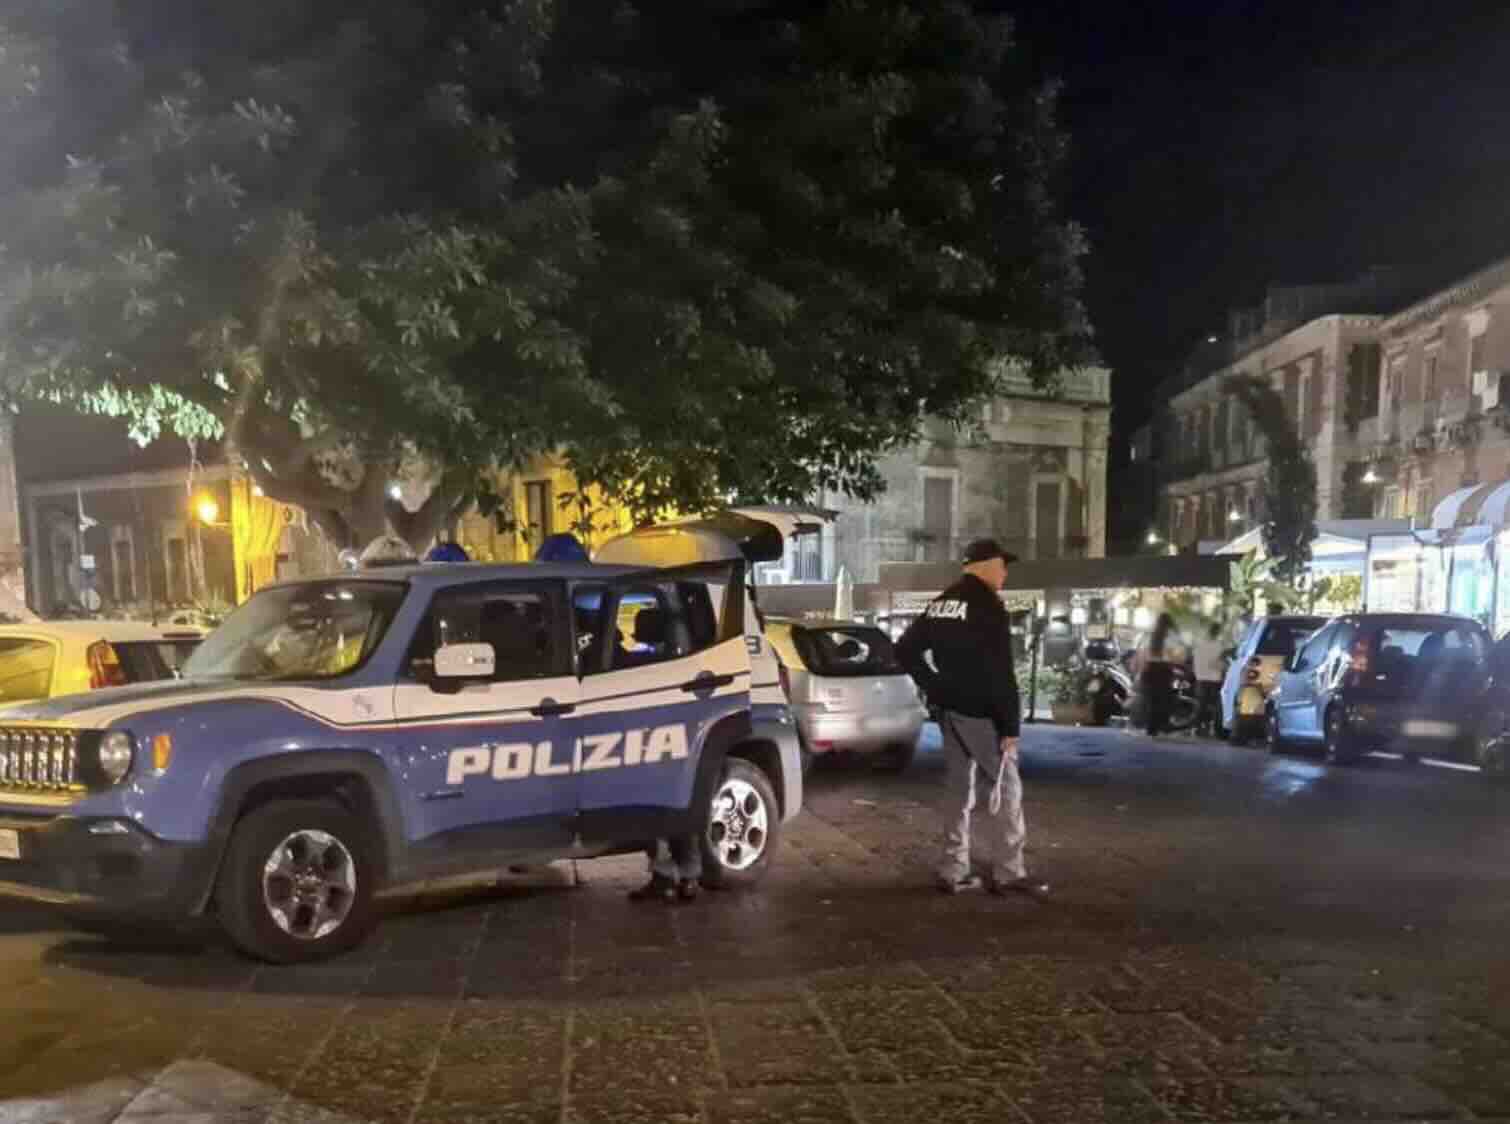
top-left (962, 538), bottom-right (1019, 566)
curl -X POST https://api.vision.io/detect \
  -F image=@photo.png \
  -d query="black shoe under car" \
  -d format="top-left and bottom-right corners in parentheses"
top-left (628, 874), bottom-right (677, 903)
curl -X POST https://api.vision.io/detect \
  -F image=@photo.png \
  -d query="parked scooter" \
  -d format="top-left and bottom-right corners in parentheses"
top-left (1124, 652), bottom-right (1200, 733)
top-left (1082, 658), bottom-right (1133, 726)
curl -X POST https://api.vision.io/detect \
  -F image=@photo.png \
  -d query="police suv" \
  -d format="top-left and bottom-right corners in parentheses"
top-left (0, 518), bottom-right (802, 962)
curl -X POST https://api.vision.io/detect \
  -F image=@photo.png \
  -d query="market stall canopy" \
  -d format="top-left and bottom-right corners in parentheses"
top-left (725, 505), bottom-right (838, 541)
top-left (878, 553), bottom-right (1230, 594)
top-left (1217, 520), bottom-right (1411, 559)
top-left (1431, 479), bottom-right (1510, 530)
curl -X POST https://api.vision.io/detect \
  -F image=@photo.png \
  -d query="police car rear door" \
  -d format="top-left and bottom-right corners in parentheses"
top-left (393, 579), bottom-right (580, 857)
top-left (571, 562), bottom-right (748, 845)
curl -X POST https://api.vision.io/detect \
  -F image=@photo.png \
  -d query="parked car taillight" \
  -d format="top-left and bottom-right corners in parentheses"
top-left (87, 641), bottom-right (127, 690)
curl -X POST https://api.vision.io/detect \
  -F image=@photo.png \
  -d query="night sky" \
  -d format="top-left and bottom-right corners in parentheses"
top-left (1005, 0), bottom-right (1510, 444)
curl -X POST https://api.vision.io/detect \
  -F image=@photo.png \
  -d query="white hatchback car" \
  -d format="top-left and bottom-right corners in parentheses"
top-left (0, 621), bottom-right (203, 707)
top-left (766, 617), bottom-right (927, 772)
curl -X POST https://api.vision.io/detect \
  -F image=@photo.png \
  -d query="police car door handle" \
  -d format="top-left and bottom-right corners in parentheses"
top-left (682, 673), bottom-right (736, 693)
top-left (531, 699), bottom-right (576, 718)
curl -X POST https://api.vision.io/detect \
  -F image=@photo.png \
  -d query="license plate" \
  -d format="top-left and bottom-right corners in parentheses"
top-left (0, 829), bottom-right (19, 860)
top-left (1403, 720), bottom-right (1457, 739)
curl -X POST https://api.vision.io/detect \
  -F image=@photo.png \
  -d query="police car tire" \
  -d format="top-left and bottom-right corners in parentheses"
top-left (699, 757), bottom-right (780, 891)
top-left (215, 799), bottom-right (379, 964)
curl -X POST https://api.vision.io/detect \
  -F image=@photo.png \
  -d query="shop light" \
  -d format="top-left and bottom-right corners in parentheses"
top-left (1070, 606), bottom-right (1088, 625)
top-left (1133, 607), bottom-right (1153, 629)
top-left (1362, 467), bottom-right (1380, 485)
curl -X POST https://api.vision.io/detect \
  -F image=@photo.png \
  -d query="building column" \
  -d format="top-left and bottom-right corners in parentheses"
top-left (1084, 408), bottom-right (1109, 557)
top-left (0, 418), bottom-right (31, 618)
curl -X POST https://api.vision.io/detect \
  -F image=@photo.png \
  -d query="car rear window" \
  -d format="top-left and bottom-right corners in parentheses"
top-left (792, 626), bottom-right (903, 678)
top-left (1255, 619), bottom-right (1326, 657)
top-left (1360, 623), bottom-right (1488, 693)
top-left (0, 638), bottom-right (55, 703)
top-left (1373, 625), bottom-right (1486, 663)
top-left (114, 640), bottom-right (201, 683)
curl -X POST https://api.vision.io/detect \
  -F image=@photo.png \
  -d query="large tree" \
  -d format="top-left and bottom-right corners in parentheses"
top-left (0, 0), bottom-right (1090, 549)
top-left (1226, 374), bottom-right (1317, 586)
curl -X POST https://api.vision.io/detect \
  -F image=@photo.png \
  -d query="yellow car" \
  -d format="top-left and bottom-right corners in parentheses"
top-left (0, 621), bottom-right (203, 706)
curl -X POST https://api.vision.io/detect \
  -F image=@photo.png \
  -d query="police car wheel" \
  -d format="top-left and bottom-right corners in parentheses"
top-left (215, 799), bottom-right (378, 964)
top-left (700, 758), bottom-right (779, 890)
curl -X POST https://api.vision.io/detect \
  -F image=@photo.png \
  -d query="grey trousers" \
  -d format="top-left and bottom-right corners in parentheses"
top-left (939, 712), bottom-right (1027, 884)
top-left (647, 835), bottom-right (703, 881)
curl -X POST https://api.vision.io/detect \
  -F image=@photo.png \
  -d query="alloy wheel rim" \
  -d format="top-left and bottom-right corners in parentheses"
top-left (707, 777), bottom-right (769, 871)
top-left (262, 829), bottom-right (357, 940)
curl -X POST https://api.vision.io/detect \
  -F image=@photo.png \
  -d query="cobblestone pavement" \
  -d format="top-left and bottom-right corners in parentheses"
top-left (7, 725), bottom-right (1510, 1122)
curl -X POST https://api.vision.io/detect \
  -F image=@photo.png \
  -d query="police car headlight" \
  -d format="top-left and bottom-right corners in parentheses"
top-left (97, 731), bottom-right (135, 784)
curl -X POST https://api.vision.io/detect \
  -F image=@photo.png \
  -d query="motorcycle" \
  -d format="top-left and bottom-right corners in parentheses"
top-left (1124, 657), bottom-right (1200, 733)
top-left (1080, 657), bottom-right (1132, 726)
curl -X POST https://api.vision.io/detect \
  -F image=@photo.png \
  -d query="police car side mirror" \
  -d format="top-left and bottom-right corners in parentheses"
top-left (434, 642), bottom-right (495, 682)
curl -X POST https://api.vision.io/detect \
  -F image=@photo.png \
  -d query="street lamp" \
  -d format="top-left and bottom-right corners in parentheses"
top-left (1146, 530), bottom-right (1161, 546)
top-left (195, 496), bottom-right (221, 526)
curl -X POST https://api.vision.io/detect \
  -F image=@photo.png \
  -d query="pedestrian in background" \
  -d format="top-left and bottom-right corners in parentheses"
top-left (1192, 619), bottom-right (1226, 736)
top-left (896, 539), bottom-right (1050, 898)
top-left (1137, 612), bottom-right (1184, 736)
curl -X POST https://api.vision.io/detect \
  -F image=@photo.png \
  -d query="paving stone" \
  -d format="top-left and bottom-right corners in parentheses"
top-left (1295, 1073), bottom-right (1469, 1119)
top-left (848, 1080), bottom-right (1023, 1124)
top-left (1000, 1071), bottom-right (1170, 1124)
top-left (567, 1091), bottom-right (703, 1124)
top-left (0, 1075), bottom-right (145, 1124)
top-left (409, 1105), bottom-right (561, 1124)
top-left (1146, 1076), bottom-right (1317, 1121)
top-left (11, 728), bottom-right (1510, 1122)
top-left (572, 1011), bottom-right (718, 1096)
top-left (704, 1086), bottom-right (856, 1124)
top-left (711, 1000), bottom-right (843, 1088)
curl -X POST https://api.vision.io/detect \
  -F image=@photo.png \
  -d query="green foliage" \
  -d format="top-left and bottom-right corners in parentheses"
top-left (1226, 375), bottom-right (1317, 588)
top-left (0, 0), bottom-right (1090, 543)
top-left (1225, 550), bottom-right (1299, 619)
top-left (1314, 572), bottom-right (1362, 613)
top-left (1015, 659), bottom-right (1066, 707)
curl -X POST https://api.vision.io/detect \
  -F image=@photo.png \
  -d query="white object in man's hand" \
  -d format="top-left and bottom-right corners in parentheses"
top-left (999, 736), bottom-right (1020, 762)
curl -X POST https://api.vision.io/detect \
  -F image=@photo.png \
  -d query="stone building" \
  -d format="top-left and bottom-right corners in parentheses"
top-left (14, 407), bottom-right (336, 618)
top-left (763, 366), bottom-right (1111, 585)
top-left (1356, 255), bottom-right (1510, 518)
top-left (1139, 268), bottom-right (1434, 550)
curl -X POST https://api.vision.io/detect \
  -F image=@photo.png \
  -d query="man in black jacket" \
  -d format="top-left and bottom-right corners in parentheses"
top-left (896, 539), bottom-right (1049, 897)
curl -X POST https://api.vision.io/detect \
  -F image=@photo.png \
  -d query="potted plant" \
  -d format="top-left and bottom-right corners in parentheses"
top-left (1049, 665), bottom-right (1095, 726)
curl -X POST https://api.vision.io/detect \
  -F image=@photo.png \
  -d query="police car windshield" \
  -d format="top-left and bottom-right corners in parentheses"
top-left (182, 582), bottom-right (407, 681)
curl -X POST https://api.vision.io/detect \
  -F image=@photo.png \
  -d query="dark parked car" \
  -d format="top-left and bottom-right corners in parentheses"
top-left (1266, 613), bottom-right (1493, 765)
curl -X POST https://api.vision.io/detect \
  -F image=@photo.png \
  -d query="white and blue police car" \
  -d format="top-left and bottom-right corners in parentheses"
top-left (0, 517), bottom-right (802, 962)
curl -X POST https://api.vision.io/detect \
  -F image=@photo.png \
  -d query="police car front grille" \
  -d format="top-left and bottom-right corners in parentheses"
top-left (0, 728), bottom-right (83, 793)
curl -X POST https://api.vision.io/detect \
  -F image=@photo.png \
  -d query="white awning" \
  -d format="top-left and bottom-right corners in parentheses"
top-left (1431, 483), bottom-right (1489, 529)
top-left (1472, 479), bottom-right (1510, 528)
